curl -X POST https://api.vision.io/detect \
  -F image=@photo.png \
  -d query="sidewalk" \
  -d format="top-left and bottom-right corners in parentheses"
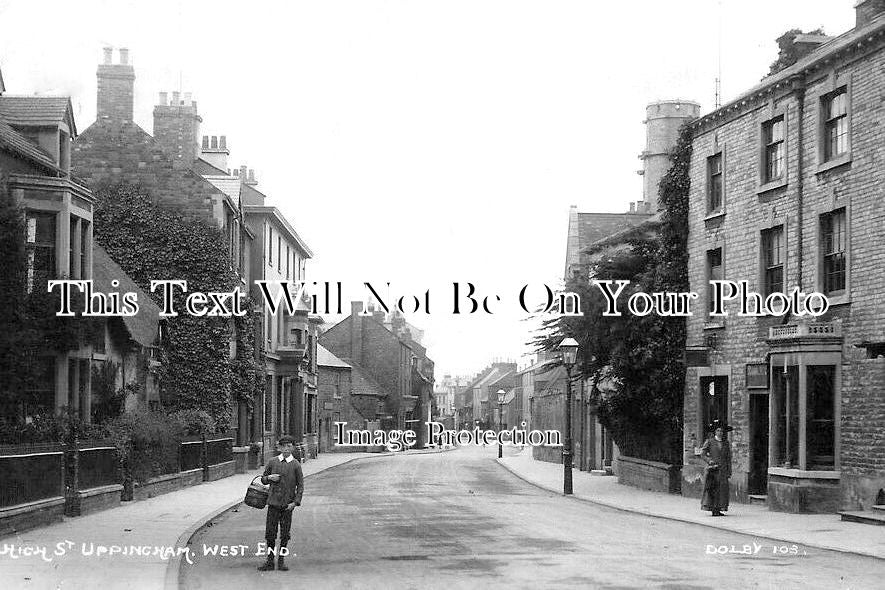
top-left (0, 452), bottom-right (385, 590)
top-left (498, 448), bottom-right (885, 561)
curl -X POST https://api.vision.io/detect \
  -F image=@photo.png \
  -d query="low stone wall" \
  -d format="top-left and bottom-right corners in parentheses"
top-left (207, 461), bottom-right (236, 482)
top-left (233, 447), bottom-right (249, 474)
top-left (76, 484), bottom-right (123, 516)
top-left (132, 469), bottom-right (203, 501)
top-left (0, 497), bottom-right (65, 538)
top-left (767, 469), bottom-right (840, 513)
top-left (617, 455), bottom-right (681, 493)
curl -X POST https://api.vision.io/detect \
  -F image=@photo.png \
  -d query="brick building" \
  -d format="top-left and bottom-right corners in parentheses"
top-left (682, 1), bottom-right (885, 514)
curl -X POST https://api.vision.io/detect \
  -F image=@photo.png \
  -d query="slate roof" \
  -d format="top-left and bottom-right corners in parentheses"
top-left (0, 96), bottom-right (76, 135)
top-left (0, 116), bottom-right (60, 173)
top-left (92, 245), bottom-right (161, 347)
top-left (317, 344), bottom-right (350, 368)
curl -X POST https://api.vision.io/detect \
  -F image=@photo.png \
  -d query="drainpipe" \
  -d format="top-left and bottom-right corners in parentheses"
top-left (794, 75), bottom-right (806, 292)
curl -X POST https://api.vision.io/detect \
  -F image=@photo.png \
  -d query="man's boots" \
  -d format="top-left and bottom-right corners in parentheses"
top-left (277, 555), bottom-right (289, 571)
top-left (257, 553), bottom-right (275, 571)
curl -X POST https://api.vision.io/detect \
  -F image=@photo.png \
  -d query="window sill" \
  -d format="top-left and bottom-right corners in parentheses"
top-left (823, 292), bottom-right (850, 307)
top-left (704, 210), bottom-right (726, 223)
top-left (703, 321), bottom-right (725, 330)
top-left (768, 467), bottom-right (840, 480)
top-left (816, 154), bottom-right (851, 175)
top-left (756, 179), bottom-right (788, 195)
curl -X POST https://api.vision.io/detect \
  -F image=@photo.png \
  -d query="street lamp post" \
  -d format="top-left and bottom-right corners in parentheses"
top-left (496, 389), bottom-right (506, 459)
top-left (558, 337), bottom-right (579, 495)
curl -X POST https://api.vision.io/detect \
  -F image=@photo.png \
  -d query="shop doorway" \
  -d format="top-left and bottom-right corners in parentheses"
top-left (749, 393), bottom-right (769, 494)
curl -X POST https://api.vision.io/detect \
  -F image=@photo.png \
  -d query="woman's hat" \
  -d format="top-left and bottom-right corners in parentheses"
top-left (708, 420), bottom-right (734, 432)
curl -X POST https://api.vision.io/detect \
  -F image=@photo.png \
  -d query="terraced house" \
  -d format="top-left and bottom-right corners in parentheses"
top-left (682, 1), bottom-right (885, 517)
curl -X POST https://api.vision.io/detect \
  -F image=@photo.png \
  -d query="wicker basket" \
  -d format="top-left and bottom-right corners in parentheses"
top-left (244, 475), bottom-right (269, 509)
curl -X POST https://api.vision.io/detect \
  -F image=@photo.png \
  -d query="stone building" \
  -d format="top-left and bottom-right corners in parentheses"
top-left (682, 1), bottom-right (885, 514)
top-left (0, 66), bottom-right (161, 423)
top-left (242, 185), bottom-right (319, 458)
top-left (316, 344), bottom-right (387, 452)
top-left (72, 48), bottom-right (256, 442)
top-left (0, 74), bottom-right (95, 419)
top-left (320, 302), bottom-right (434, 440)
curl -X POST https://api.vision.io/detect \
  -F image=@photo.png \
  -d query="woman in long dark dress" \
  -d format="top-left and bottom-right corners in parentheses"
top-left (700, 422), bottom-right (732, 516)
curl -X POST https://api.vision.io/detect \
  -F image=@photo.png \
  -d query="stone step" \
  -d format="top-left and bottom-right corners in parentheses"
top-left (839, 510), bottom-right (885, 526)
top-left (589, 469), bottom-right (611, 476)
top-left (748, 494), bottom-right (768, 505)
top-left (872, 505), bottom-right (885, 513)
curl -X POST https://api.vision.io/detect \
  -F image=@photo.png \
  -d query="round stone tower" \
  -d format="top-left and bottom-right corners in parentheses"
top-left (639, 100), bottom-right (700, 211)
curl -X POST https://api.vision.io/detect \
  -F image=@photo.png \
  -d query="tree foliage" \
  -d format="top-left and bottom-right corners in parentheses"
top-left (534, 124), bottom-right (693, 464)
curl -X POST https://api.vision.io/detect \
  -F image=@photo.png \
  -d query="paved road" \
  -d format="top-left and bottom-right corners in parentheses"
top-left (180, 446), bottom-right (883, 589)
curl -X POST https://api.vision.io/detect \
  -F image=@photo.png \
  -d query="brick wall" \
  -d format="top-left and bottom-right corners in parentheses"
top-left (683, 32), bottom-right (885, 510)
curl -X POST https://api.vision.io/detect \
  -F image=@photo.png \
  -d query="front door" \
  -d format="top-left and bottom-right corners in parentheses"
top-left (749, 393), bottom-right (769, 494)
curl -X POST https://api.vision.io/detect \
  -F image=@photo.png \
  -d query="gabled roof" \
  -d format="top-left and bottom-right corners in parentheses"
top-left (192, 157), bottom-right (228, 176)
top-left (317, 343), bottom-right (350, 368)
top-left (0, 96), bottom-right (77, 135)
top-left (0, 116), bottom-right (60, 173)
top-left (92, 245), bottom-right (161, 347)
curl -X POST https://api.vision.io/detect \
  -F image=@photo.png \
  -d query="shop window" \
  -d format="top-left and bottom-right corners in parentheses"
top-left (807, 366), bottom-right (835, 470)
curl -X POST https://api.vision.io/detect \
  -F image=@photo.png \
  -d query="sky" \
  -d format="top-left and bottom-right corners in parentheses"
top-left (0, 1), bottom-right (857, 377)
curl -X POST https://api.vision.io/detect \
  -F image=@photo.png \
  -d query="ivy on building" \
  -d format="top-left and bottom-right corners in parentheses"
top-left (93, 185), bottom-right (262, 429)
top-left (535, 124), bottom-right (693, 464)
top-left (767, 28), bottom-right (826, 77)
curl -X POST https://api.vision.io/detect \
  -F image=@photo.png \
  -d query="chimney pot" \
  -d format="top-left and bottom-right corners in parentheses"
top-left (219, 135), bottom-right (226, 149)
top-left (171, 91), bottom-right (180, 105)
top-left (184, 92), bottom-right (191, 105)
top-left (210, 136), bottom-right (218, 149)
top-left (233, 169), bottom-right (239, 176)
top-left (118, 47), bottom-right (129, 65)
top-left (159, 92), bottom-right (168, 106)
top-left (249, 169), bottom-right (255, 182)
top-left (239, 165), bottom-right (248, 180)
top-left (202, 136), bottom-right (209, 149)
top-left (103, 47), bottom-right (113, 64)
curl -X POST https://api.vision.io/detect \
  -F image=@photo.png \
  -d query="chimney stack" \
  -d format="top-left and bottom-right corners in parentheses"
top-left (153, 88), bottom-right (202, 169)
top-left (200, 133), bottom-right (230, 171)
top-left (856, 0), bottom-right (885, 27)
top-left (96, 47), bottom-right (136, 122)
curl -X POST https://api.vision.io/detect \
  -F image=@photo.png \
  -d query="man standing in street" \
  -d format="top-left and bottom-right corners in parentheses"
top-left (258, 435), bottom-right (304, 571)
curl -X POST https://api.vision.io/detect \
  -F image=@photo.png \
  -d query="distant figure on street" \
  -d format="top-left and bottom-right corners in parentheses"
top-left (700, 421), bottom-right (732, 517)
top-left (257, 435), bottom-right (304, 571)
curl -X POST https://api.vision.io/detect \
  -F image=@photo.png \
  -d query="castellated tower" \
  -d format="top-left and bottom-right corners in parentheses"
top-left (638, 100), bottom-right (700, 211)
